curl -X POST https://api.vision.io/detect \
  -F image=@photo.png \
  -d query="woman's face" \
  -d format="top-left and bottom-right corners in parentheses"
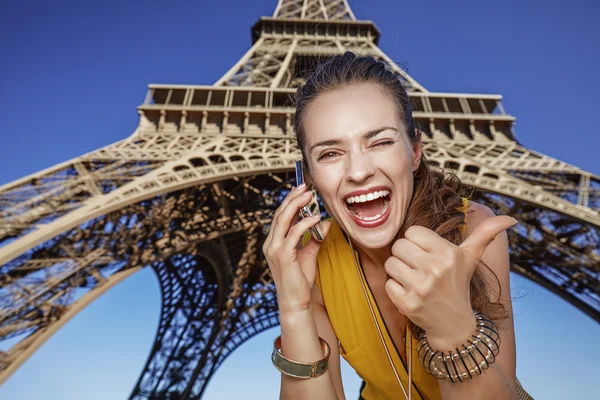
top-left (303, 82), bottom-right (421, 250)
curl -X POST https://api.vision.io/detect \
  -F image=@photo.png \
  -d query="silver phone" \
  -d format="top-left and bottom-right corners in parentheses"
top-left (295, 160), bottom-right (324, 242)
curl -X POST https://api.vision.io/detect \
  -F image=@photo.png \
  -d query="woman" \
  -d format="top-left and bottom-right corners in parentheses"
top-left (263, 52), bottom-right (522, 400)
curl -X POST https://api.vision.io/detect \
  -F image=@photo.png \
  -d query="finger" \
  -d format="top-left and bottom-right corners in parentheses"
top-left (265, 184), bottom-right (307, 243)
top-left (385, 278), bottom-right (407, 309)
top-left (403, 225), bottom-right (445, 252)
top-left (270, 190), bottom-right (313, 243)
top-left (299, 219), bottom-right (333, 256)
top-left (272, 183), bottom-right (309, 221)
top-left (384, 257), bottom-right (420, 290)
top-left (390, 238), bottom-right (429, 269)
top-left (285, 214), bottom-right (321, 251)
top-left (459, 215), bottom-right (517, 260)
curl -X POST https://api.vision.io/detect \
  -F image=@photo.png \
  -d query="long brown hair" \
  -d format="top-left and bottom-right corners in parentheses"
top-left (294, 52), bottom-right (506, 336)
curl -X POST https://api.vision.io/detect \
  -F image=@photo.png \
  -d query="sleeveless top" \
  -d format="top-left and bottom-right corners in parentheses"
top-left (311, 198), bottom-right (469, 400)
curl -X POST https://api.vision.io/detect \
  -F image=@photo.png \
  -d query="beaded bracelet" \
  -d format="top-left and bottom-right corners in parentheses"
top-left (417, 312), bottom-right (501, 383)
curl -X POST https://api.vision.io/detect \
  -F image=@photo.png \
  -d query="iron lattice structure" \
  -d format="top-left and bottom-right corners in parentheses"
top-left (1, 0), bottom-right (599, 398)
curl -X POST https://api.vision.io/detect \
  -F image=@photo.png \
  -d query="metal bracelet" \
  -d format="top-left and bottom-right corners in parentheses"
top-left (417, 312), bottom-right (501, 383)
top-left (271, 335), bottom-right (330, 379)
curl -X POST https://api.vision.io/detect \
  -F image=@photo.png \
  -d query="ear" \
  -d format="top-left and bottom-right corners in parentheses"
top-left (411, 130), bottom-right (423, 173)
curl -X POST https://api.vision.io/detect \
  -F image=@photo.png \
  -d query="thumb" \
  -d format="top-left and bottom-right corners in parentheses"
top-left (459, 215), bottom-right (517, 261)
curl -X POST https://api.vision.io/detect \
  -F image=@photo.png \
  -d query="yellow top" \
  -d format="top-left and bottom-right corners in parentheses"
top-left (311, 197), bottom-right (469, 400)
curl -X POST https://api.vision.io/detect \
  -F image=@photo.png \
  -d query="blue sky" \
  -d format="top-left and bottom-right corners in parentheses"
top-left (0, 0), bottom-right (598, 399)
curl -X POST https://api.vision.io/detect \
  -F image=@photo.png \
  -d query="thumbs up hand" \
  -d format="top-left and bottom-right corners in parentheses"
top-left (384, 215), bottom-right (517, 350)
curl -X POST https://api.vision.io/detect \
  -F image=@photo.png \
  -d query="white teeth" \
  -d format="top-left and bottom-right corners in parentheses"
top-left (348, 200), bottom-right (390, 221)
top-left (362, 212), bottom-right (383, 221)
top-left (345, 189), bottom-right (390, 204)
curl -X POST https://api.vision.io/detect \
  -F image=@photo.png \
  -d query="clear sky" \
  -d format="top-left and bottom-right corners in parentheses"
top-left (0, 0), bottom-right (598, 399)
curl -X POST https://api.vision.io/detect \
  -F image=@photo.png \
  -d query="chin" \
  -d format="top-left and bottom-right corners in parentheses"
top-left (340, 217), bottom-right (400, 250)
top-left (361, 227), bottom-right (398, 249)
top-left (352, 233), bottom-right (394, 250)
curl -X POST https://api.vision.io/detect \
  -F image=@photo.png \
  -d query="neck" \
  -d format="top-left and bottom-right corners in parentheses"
top-left (352, 241), bottom-right (392, 270)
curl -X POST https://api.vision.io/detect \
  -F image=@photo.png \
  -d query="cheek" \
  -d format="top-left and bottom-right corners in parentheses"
top-left (311, 167), bottom-right (345, 208)
top-left (376, 147), bottom-right (413, 177)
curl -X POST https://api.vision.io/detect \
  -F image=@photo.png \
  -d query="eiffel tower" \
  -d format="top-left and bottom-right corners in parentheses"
top-left (0, 0), bottom-right (598, 398)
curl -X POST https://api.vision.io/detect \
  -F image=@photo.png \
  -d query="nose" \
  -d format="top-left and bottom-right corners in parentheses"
top-left (346, 150), bottom-right (376, 184)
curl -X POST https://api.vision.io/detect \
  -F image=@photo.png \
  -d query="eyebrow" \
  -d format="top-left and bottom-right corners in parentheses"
top-left (309, 126), bottom-right (399, 153)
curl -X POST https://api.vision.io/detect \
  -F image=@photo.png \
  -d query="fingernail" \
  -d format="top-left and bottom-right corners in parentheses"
top-left (295, 183), bottom-right (306, 190)
top-left (510, 217), bottom-right (518, 226)
top-left (302, 191), bottom-right (312, 197)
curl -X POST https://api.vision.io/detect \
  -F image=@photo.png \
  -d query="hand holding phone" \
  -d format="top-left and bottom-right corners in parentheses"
top-left (295, 160), bottom-right (325, 242)
top-left (262, 164), bottom-right (329, 314)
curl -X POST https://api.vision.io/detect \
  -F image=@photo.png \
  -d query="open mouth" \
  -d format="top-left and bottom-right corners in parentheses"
top-left (345, 189), bottom-right (391, 222)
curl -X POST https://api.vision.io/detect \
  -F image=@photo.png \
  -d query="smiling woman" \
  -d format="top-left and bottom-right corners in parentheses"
top-left (262, 52), bottom-right (531, 400)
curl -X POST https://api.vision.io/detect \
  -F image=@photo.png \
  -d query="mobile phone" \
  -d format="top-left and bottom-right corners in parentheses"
top-left (295, 160), bottom-right (324, 242)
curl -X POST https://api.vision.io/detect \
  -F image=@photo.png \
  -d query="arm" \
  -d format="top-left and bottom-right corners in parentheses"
top-left (261, 184), bottom-right (344, 400)
top-left (279, 285), bottom-right (345, 400)
top-left (433, 202), bottom-right (517, 400)
top-left (384, 202), bottom-right (518, 400)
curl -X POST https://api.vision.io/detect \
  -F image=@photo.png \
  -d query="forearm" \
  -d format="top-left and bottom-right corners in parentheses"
top-left (427, 315), bottom-right (517, 400)
top-left (438, 362), bottom-right (516, 400)
top-left (279, 307), bottom-right (339, 400)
